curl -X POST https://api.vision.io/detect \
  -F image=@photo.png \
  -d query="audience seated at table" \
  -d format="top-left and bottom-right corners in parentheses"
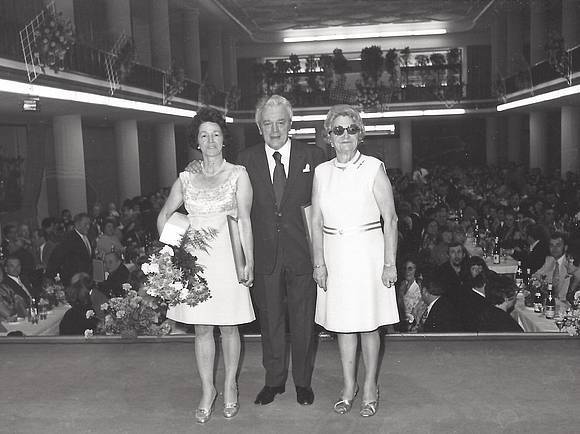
top-left (477, 276), bottom-right (523, 333)
top-left (2, 254), bottom-right (40, 309)
top-left (511, 223), bottom-right (550, 274)
top-left (97, 251), bottom-right (130, 299)
top-left (0, 265), bottom-right (26, 321)
top-left (418, 270), bottom-right (463, 333)
top-left (59, 273), bottom-right (99, 336)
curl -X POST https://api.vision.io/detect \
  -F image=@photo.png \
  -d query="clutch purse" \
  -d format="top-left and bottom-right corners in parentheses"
top-left (159, 212), bottom-right (190, 246)
top-left (227, 215), bottom-right (246, 282)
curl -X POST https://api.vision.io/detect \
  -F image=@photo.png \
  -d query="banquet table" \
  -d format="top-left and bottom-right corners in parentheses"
top-left (0, 304), bottom-right (69, 337)
top-left (464, 238), bottom-right (518, 274)
top-left (511, 296), bottom-right (562, 333)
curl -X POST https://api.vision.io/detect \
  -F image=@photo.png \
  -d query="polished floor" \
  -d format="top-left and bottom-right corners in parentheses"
top-left (0, 336), bottom-right (579, 434)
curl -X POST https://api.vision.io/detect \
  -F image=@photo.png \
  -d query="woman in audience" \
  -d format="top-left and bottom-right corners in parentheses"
top-left (312, 104), bottom-right (399, 417)
top-left (59, 272), bottom-right (99, 335)
top-left (157, 107), bottom-right (255, 423)
top-left (96, 218), bottom-right (123, 259)
top-left (396, 258), bottom-right (426, 332)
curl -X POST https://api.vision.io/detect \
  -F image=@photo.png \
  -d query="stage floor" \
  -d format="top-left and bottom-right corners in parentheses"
top-left (1, 336), bottom-right (579, 434)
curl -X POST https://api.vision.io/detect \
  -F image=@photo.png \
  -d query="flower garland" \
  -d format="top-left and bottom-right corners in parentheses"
top-left (33, 10), bottom-right (75, 73)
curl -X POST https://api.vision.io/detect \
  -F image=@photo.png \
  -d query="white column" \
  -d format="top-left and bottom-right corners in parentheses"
top-left (183, 7), bottom-right (202, 83)
top-left (53, 115), bottom-right (87, 214)
top-left (486, 117), bottom-right (499, 166)
top-left (105, 0), bottom-right (131, 40)
top-left (399, 119), bottom-right (413, 174)
top-left (563, 0), bottom-right (580, 49)
top-left (207, 26), bottom-right (224, 90)
top-left (529, 111), bottom-right (548, 173)
top-left (508, 115), bottom-right (523, 164)
top-left (530, 0), bottom-right (548, 64)
top-left (149, 0), bottom-right (172, 70)
top-left (155, 122), bottom-right (177, 189)
top-left (561, 106), bottom-right (580, 177)
top-left (115, 120), bottom-right (141, 200)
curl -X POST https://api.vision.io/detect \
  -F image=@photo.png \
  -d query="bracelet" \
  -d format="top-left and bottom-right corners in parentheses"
top-left (384, 264), bottom-right (395, 267)
top-left (313, 264), bottom-right (326, 269)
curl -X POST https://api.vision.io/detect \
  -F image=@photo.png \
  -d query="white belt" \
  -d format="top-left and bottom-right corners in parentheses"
top-left (323, 221), bottom-right (381, 235)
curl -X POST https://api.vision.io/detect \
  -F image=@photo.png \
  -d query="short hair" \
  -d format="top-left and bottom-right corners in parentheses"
top-left (526, 224), bottom-right (545, 241)
top-left (550, 232), bottom-right (568, 245)
top-left (420, 268), bottom-right (447, 297)
top-left (467, 255), bottom-right (487, 269)
top-left (2, 224), bottom-right (16, 237)
top-left (103, 218), bottom-right (117, 228)
top-left (4, 254), bottom-right (20, 264)
top-left (73, 212), bottom-right (90, 224)
top-left (447, 241), bottom-right (464, 251)
top-left (189, 106), bottom-right (229, 150)
top-left (67, 272), bottom-right (93, 305)
top-left (323, 104), bottom-right (365, 144)
top-left (41, 217), bottom-right (55, 230)
top-left (471, 273), bottom-right (486, 289)
top-left (485, 275), bottom-right (516, 306)
top-left (104, 251), bottom-right (121, 262)
top-left (34, 229), bottom-right (47, 240)
top-left (255, 94), bottom-right (293, 126)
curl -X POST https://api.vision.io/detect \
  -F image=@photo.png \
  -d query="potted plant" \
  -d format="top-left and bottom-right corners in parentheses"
top-left (32, 10), bottom-right (75, 73)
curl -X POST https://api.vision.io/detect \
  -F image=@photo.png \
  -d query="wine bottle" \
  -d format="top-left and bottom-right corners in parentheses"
top-left (545, 283), bottom-right (556, 319)
top-left (515, 261), bottom-right (524, 290)
top-left (493, 236), bottom-right (501, 264)
top-left (533, 287), bottom-right (543, 313)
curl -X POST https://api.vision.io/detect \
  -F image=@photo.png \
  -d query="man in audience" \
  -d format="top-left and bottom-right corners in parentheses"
top-left (41, 217), bottom-right (58, 242)
top-left (98, 251), bottom-right (130, 298)
top-left (2, 255), bottom-right (39, 309)
top-left (59, 272), bottom-right (99, 335)
top-left (0, 266), bottom-right (26, 320)
top-left (477, 277), bottom-right (523, 332)
top-left (32, 229), bottom-right (56, 273)
top-left (47, 213), bottom-right (93, 287)
top-left (534, 232), bottom-right (580, 300)
top-left (512, 223), bottom-right (549, 274)
top-left (437, 241), bottom-right (469, 299)
top-left (418, 270), bottom-right (463, 333)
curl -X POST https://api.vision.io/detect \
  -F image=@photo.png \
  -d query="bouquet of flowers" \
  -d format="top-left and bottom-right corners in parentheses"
top-left (41, 273), bottom-right (67, 307)
top-left (33, 11), bottom-right (75, 73)
top-left (99, 284), bottom-right (171, 337)
top-left (560, 291), bottom-right (580, 336)
top-left (141, 230), bottom-right (217, 308)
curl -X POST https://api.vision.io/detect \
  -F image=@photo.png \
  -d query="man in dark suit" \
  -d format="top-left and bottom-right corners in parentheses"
top-left (418, 270), bottom-right (463, 333)
top-left (512, 223), bottom-right (549, 274)
top-left (47, 213), bottom-right (93, 287)
top-left (98, 251), bottom-right (130, 298)
top-left (477, 278), bottom-right (523, 333)
top-left (237, 95), bottom-right (325, 406)
top-left (2, 255), bottom-right (40, 309)
top-left (437, 241), bottom-right (469, 300)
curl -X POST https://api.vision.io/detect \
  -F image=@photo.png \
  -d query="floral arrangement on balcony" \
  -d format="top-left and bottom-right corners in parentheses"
top-left (545, 31), bottom-right (571, 85)
top-left (114, 39), bottom-right (136, 83)
top-left (32, 11), bottom-right (75, 73)
top-left (165, 62), bottom-right (186, 101)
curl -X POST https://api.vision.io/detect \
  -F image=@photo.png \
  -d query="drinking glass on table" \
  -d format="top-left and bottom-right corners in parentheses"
top-left (555, 311), bottom-right (566, 332)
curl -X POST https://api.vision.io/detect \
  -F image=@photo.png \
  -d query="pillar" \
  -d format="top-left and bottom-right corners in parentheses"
top-left (561, 106), bottom-right (580, 177)
top-left (506, 5), bottom-right (524, 75)
top-left (115, 120), bottom-right (141, 200)
top-left (105, 0), bottom-right (131, 41)
top-left (491, 12), bottom-right (507, 83)
top-left (486, 117), bottom-right (499, 166)
top-left (508, 114), bottom-right (524, 164)
top-left (563, 0), bottom-right (580, 49)
top-left (53, 115), bottom-right (87, 214)
top-left (206, 26), bottom-right (224, 90)
top-left (530, 0), bottom-right (548, 65)
top-left (149, 0), bottom-right (172, 70)
top-left (183, 7), bottom-right (202, 82)
top-left (400, 119), bottom-right (413, 174)
top-left (155, 122), bottom-right (177, 189)
top-left (529, 111), bottom-right (548, 173)
top-left (223, 34), bottom-right (238, 90)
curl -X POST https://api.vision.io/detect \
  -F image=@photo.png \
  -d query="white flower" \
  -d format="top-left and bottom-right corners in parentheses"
top-left (116, 310), bottom-right (126, 319)
top-left (160, 245), bottom-right (174, 256)
top-left (141, 263), bottom-right (150, 274)
top-left (100, 302), bottom-right (109, 311)
top-left (148, 263), bottom-right (159, 274)
top-left (122, 283), bottom-right (132, 292)
top-left (84, 329), bottom-right (94, 338)
top-left (170, 281), bottom-right (184, 292)
top-left (85, 310), bottom-right (95, 319)
top-left (180, 287), bottom-right (190, 299)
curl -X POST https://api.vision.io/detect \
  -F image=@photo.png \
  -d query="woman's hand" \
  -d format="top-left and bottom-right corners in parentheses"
top-left (240, 263), bottom-right (254, 287)
top-left (382, 264), bottom-right (397, 288)
top-left (313, 265), bottom-right (327, 291)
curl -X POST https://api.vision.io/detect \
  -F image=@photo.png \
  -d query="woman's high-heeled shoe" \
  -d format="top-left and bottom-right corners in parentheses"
top-left (333, 384), bottom-right (359, 415)
top-left (195, 389), bottom-right (217, 424)
top-left (359, 387), bottom-right (379, 417)
top-left (223, 386), bottom-right (239, 419)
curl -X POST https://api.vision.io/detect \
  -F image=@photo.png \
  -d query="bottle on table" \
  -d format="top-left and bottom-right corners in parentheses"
top-left (545, 283), bottom-right (556, 319)
top-left (515, 261), bottom-right (524, 290)
top-left (473, 219), bottom-right (480, 246)
top-left (525, 268), bottom-right (531, 286)
top-left (493, 236), bottom-right (501, 264)
top-left (533, 286), bottom-right (543, 313)
top-left (28, 297), bottom-right (39, 324)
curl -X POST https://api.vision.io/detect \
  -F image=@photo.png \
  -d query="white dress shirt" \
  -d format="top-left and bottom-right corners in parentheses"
top-left (265, 139), bottom-right (291, 182)
top-left (8, 275), bottom-right (32, 300)
top-left (75, 229), bottom-right (92, 255)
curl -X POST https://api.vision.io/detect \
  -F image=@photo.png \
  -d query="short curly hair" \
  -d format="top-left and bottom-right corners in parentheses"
top-left (323, 104), bottom-right (365, 144)
top-left (189, 106), bottom-right (230, 149)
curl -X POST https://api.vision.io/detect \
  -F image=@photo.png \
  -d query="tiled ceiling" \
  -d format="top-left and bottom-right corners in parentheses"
top-left (214, 0), bottom-right (493, 33)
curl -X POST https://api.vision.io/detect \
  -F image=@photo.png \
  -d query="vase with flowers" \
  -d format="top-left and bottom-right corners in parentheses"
top-left (32, 10), bottom-right (75, 73)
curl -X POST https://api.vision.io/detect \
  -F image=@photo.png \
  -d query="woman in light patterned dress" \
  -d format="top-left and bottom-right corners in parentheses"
top-left (157, 107), bottom-right (255, 423)
top-left (311, 105), bottom-right (399, 418)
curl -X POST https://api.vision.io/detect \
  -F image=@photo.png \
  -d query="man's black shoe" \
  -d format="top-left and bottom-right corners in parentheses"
top-left (296, 386), bottom-right (314, 405)
top-left (254, 385), bottom-right (285, 405)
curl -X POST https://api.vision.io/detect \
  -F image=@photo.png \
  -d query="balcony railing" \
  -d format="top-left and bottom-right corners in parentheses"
top-left (0, 18), bottom-right (225, 108)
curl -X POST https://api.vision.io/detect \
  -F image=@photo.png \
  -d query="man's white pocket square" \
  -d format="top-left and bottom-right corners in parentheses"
top-left (302, 164), bottom-right (311, 172)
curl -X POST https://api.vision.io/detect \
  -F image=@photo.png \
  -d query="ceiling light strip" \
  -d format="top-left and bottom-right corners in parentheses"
top-left (284, 28), bottom-right (447, 43)
top-left (292, 109), bottom-right (465, 122)
top-left (0, 78), bottom-right (196, 117)
top-left (497, 84), bottom-right (580, 111)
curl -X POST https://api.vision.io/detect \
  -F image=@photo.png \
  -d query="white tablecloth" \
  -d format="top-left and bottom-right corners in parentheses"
top-left (511, 296), bottom-right (561, 333)
top-left (1, 304), bottom-right (70, 336)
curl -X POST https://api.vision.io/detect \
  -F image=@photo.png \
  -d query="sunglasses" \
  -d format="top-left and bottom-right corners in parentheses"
top-left (329, 124), bottom-right (361, 136)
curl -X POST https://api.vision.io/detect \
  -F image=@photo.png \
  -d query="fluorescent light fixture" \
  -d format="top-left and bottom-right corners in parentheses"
top-left (225, 116), bottom-right (234, 123)
top-left (0, 78), bottom-right (196, 118)
top-left (497, 84), bottom-right (580, 111)
top-left (289, 127), bottom-right (316, 135)
top-left (292, 114), bottom-right (326, 121)
top-left (365, 124), bottom-right (396, 133)
top-left (423, 109), bottom-right (466, 116)
top-left (283, 27), bottom-right (446, 43)
top-left (292, 109), bottom-right (465, 122)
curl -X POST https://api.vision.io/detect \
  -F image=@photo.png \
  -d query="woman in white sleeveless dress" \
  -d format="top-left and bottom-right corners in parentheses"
top-left (311, 105), bottom-right (399, 418)
top-left (157, 107), bottom-right (255, 423)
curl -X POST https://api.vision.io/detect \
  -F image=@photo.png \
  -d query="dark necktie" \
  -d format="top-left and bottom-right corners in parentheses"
top-left (552, 261), bottom-right (560, 292)
top-left (272, 151), bottom-right (286, 208)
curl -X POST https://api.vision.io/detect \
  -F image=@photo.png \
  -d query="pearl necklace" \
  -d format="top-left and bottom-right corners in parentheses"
top-left (201, 159), bottom-right (226, 177)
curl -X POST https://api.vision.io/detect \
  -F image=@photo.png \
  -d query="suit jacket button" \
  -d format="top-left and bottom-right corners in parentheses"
top-left (276, 212), bottom-right (282, 218)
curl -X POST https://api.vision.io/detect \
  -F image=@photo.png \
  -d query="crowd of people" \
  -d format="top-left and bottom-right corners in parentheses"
top-left (2, 94), bottom-right (580, 421)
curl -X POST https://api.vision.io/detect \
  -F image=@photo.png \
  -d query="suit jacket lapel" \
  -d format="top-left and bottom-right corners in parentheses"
top-left (280, 143), bottom-right (306, 209)
top-left (254, 146), bottom-right (276, 204)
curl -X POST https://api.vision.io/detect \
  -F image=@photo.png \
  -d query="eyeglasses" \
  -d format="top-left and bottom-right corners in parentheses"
top-left (329, 124), bottom-right (361, 136)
